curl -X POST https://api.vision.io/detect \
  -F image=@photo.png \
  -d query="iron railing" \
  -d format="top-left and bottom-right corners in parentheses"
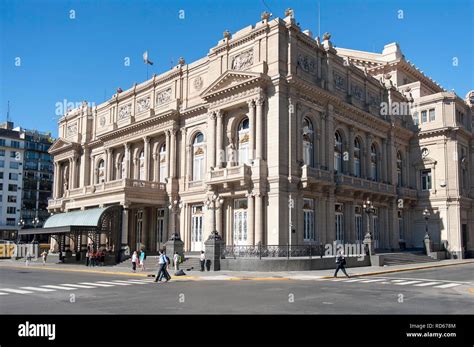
top-left (222, 244), bottom-right (326, 260)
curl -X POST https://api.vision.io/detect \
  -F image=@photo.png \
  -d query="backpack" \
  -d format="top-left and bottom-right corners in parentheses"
top-left (165, 255), bottom-right (170, 264)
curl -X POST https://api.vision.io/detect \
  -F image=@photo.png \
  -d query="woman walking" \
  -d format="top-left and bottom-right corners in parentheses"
top-left (131, 251), bottom-right (138, 273)
top-left (139, 249), bottom-right (146, 271)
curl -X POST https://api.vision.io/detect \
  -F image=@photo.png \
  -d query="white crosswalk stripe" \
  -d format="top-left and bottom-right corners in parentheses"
top-left (97, 281), bottom-right (131, 286)
top-left (20, 286), bottom-right (56, 292)
top-left (79, 282), bottom-right (115, 287)
top-left (0, 288), bottom-right (34, 294)
top-left (0, 292), bottom-right (9, 295)
top-left (41, 285), bottom-right (77, 291)
top-left (413, 282), bottom-right (441, 287)
top-left (123, 280), bottom-right (152, 284)
top-left (60, 284), bottom-right (97, 289)
top-left (433, 283), bottom-right (462, 289)
top-left (394, 280), bottom-right (423, 286)
top-left (358, 279), bottom-right (386, 283)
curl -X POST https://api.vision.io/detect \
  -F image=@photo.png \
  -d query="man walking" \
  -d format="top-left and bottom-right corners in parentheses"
top-left (154, 250), bottom-right (171, 283)
top-left (334, 249), bottom-right (350, 278)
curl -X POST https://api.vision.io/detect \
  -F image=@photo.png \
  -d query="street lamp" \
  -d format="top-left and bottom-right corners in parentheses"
top-left (32, 217), bottom-right (40, 228)
top-left (362, 199), bottom-right (375, 238)
top-left (423, 208), bottom-right (430, 238)
top-left (168, 199), bottom-right (183, 240)
top-left (205, 194), bottom-right (224, 239)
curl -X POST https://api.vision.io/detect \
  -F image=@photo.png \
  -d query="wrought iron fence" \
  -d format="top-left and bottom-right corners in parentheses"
top-left (222, 244), bottom-right (326, 259)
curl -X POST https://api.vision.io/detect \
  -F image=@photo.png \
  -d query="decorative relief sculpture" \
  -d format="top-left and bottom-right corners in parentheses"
top-left (352, 84), bottom-right (364, 100)
top-left (231, 49), bottom-right (253, 70)
top-left (118, 104), bottom-right (131, 120)
top-left (193, 76), bottom-right (203, 91)
top-left (66, 123), bottom-right (77, 137)
top-left (297, 54), bottom-right (316, 74)
top-left (137, 96), bottom-right (150, 112)
top-left (156, 88), bottom-right (172, 105)
top-left (334, 73), bottom-right (346, 90)
top-left (99, 116), bottom-right (106, 127)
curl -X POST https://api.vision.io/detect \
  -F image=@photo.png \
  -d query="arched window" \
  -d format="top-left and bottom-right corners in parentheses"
top-left (237, 118), bottom-right (250, 165)
top-left (334, 131), bottom-right (343, 173)
top-left (138, 150), bottom-right (145, 180)
top-left (159, 143), bottom-right (167, 183)
top-left (396, 151), bottom-right (403, 187)
top-left (370, 143), bottom-right (378, 181)
top-left (302, 118), bottom-right (314, 167)
top-left (192, 133), bottom-right (205, 181)
top-left (97, 160), bottom-right (105, 183)
top-left (354, 137), bottom-right (362, 177)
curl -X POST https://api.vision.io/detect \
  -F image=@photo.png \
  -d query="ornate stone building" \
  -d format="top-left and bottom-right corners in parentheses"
top-left (47, 11), bottom-right (474, 259)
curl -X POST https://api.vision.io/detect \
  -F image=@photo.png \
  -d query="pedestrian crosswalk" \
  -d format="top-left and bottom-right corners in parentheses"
top-left (0, 278), bottom-right (156, 296)
top-left (320, 276), bottom-right (466, 290)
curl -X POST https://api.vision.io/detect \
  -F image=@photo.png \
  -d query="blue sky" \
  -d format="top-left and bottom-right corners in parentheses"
top-left (1, 0), bottom-right (473, 137)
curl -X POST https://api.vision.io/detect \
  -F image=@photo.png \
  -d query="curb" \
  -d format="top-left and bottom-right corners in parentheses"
top-left (320, 260), bottom-right (474, 279)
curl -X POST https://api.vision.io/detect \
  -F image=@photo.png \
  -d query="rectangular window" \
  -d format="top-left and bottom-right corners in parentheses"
top-left (9, 162), bottom-right (19, 169)
top-left (0, 172), bottom-right (3, 179)
top-left (8, 184), bottom-right (17, 192)
top-left (0, 160), bottom-right (4, 168)
top-left (0, 139), bottom-right (5, 146)
top-left (193, 156), bottom-right (204, 181)
top-left (10, 151), bottom-right (17, 158)
top-left (0, 149), bottom-right (4, 156)
top-left (303, 199), bottom-right (315, 241)
top-left (6, 218), bottom-right (16, 226)
top-left (7, 195), bottom-right (16, 203)
top-left (429, 109), bottom-right (435, 121)
top-left (421, 110), bottom-right (427, 123)
top-left (9, 173), bottom-right (18, 181)
top-left (412, 112), bottom-right (419, 126)
top-left (11, 141), bottom-right (20, 148)
top-left (421, 169), bottom-right (432, 191)
top-left (7, 206), bottom-right (17, 214)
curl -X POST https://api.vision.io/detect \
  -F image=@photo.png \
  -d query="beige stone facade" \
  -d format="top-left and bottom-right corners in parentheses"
top-left (47, 11), bottom-right (474, 259)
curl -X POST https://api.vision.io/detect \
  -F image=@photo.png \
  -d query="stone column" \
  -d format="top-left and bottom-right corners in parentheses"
top-left (152, 153), bottom-right (158, 181)
top-left (247, 192), bottom-right (255, 246)
top-left (121, 206), bottom-right (130, 260)
top-left (366, 134), bottom-right (373, 179)
top-left (327, 105), bottom-right (335, 172)
top-left (180, 128), bottom-right (187, 179)
top-left (165, 130), bottom-right (171, 179)
top-left (256, 97), bottom-right (264, 159)
top-left (124, 143), bottom-right (131, 179)
top-left (68, 158), bottom-right (73, 190)
top-left (170, 130), bottom-right (177, 178)
top-left (320, 113), bottom-right (326, 169)
top-left (248, 100), bottom-right (256, 161)
top-left (143, 137), bottom-right (150, 181)
top-left (186, 144), bottom-right (192, 182)
top-left (255, 193), bottom-right (264, 245)
top-left (216, 200), bottom-right (223, 237)
top-left (53, 162), bottom-right (59, 198)
top-left (349, 127), bottom-right (355, 175)
top-left (382, 138), bottom-right (387, 182)
top-left (106, 148), bottom-right (113, 182)
top-left (208, 112), bottom-right (216, 169)
top-left (216, 111), bottom-right (224, 168)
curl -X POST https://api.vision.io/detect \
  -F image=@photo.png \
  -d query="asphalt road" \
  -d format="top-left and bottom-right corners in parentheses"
top-left (0, 264), bottom-right (473, 314)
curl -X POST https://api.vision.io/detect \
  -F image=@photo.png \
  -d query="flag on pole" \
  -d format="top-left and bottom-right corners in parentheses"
top-left (143, 51), bottom-right (154, 65)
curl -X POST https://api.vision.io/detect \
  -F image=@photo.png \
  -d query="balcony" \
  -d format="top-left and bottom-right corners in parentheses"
top-left (396, 186), bottom-right (418, 200)
top-left (335, 174), bottom-right (396, 196)
top-left (300, 165), bottom-right (333, 188)
top-left (48, 179), bottom-right (167, 210)
top-left (206, 164), bottom-right (252, 187)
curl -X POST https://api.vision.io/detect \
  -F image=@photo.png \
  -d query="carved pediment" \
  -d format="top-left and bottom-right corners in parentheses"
top-left (48, 138), bottom-right (81, 155)
top-left (200, 70), bottom-right (265, 100)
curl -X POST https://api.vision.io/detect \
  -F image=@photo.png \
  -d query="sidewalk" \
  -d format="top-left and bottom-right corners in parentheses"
top-left (1, 258), bottom-right (473, 281)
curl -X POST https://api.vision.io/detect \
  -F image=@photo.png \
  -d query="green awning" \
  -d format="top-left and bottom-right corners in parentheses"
top-left (18, 206), bottom-right (117, 235)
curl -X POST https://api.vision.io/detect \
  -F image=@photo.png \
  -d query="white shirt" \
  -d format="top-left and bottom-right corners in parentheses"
top-left (174, 254), bottom-right (179, 262)
top-left (131, 254), bottom-right (137, 262)
top-left (158, 254), bottom-right (167, 264)
top-left (200, 253), bottom-right (205, 261)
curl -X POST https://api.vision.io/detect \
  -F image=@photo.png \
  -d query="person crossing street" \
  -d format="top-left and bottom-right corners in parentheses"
top-left (334, 250), bottom-right (350, 278)
top-left (154, 250), bottom-right (171, 283)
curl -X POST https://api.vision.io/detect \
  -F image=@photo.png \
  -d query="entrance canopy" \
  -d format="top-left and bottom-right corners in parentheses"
top-left (18, 207), bottom-right (113, 235)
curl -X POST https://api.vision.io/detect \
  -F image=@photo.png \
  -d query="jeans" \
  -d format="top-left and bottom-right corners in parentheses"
top-left (200, 260), bottom-right (205, 271)
top-left (334, 264), bottom-right (349, 277)
top-left (156, 263), bottom-right (170, 281)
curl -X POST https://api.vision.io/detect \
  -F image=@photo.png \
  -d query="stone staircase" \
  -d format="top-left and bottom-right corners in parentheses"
top-left (380, 251), bottom-right (441, 266)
